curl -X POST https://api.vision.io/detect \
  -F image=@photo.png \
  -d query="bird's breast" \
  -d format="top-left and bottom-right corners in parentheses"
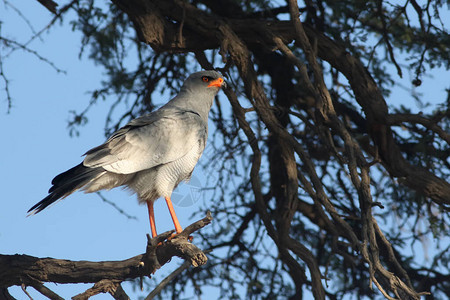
top-left (131, 138), bottom-right (206, 202)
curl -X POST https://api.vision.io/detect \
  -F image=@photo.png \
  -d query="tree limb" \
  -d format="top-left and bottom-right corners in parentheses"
top-left (0, 213), bottom-right (212, 294)
top-left (72, 280), bottom-right (129, 300)
top-left (36, 0), bottom-right (58, 14)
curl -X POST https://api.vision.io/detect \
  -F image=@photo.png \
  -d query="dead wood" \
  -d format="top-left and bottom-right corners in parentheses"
top-left (0, 213), bottom-right (212, 298)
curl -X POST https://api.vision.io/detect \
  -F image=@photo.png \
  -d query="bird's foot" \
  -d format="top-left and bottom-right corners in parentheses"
top-left (152, 233), bottom-right (192, 246)
top-left (166, 233), bottom-right (194, 242)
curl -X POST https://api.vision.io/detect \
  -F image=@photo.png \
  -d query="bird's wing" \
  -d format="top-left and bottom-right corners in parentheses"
top-left (83, 108), bottom-right (206, 174)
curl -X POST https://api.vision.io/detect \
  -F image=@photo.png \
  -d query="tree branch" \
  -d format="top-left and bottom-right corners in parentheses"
top-left (145, 261), bottom-right (190, 300)
top-left (387, 113), bottom-right (450, 145)
top-left (0, 213), bottom-right (212, 293)
top-left (72, 280), bottom-right (129, 300)
top-left (36, 0), bottom-right (58, 14)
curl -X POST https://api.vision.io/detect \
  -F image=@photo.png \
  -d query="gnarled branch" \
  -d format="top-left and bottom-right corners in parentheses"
top-left (0, 213), bottom-right (212, 298)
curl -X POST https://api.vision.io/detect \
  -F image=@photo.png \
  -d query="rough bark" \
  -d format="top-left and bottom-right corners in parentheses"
top-left (0, 213), bottom-right (212, 299)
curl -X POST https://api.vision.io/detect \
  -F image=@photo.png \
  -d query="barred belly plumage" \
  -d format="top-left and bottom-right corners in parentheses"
top-left (129, 140), bottom-right (204, 203)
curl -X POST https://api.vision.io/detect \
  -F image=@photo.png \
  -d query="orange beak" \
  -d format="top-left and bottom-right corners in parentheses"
top-left (208, 77), bottom-right (225, 88)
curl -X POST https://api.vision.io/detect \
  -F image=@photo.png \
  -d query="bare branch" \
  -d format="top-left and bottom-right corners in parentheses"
top-left (0, 53), bottom-right (12, 113)
top-left (36, 0), bottom-right (58, 14)
top-left (145, 261), bottom-right (190, 300)
top-left (96, 192), bottom-right (138, 220)
top-left (0, 36), bottom-right (65, 74)
top-left (72, 280), bottom-right (129, 300)
top-left (26, 279), bottom-right (64, 300)
top-left (0, 213), bottom-right (212, 291)
top-left (387, 113), bottom-right (450, 145)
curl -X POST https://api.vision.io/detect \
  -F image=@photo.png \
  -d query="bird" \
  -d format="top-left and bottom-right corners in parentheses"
top-left (28, 70), bottom-right (225, 238)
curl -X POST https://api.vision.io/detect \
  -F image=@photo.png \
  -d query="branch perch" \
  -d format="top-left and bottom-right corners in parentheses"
top-left (0, 213), bottom-right (212, 296)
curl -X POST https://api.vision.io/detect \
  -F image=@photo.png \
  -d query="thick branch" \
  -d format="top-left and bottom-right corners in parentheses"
top-left (0, 213), bottom-right (212, 288)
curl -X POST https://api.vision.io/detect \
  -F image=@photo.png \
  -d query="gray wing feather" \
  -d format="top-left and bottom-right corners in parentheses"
top-left (83, 108), bottom-right (206, 174)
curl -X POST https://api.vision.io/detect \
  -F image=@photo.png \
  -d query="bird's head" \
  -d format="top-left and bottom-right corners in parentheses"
top-left (181, 70), bottom-right (226, 95)
top-left (170, 70), bottom-right (226, 120)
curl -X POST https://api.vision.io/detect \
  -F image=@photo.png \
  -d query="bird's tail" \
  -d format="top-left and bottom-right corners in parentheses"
top-left (28, 163), bottom-right (103, 215)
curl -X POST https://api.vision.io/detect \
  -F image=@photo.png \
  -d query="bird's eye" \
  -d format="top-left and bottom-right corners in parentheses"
top-left (202, 76), bottom-right (209, 82)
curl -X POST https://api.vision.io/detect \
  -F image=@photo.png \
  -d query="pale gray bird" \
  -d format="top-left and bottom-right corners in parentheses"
top-left (28, 70), bottom-right (225, 237)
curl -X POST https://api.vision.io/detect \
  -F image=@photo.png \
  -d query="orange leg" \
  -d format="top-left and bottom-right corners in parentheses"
top-left (165, 196), bottom-right (183, 234)
top-left (147, 201), bottom-right (157, 238)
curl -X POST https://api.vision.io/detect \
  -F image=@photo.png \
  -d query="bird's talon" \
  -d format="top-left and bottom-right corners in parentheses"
top-left (166, 233), bottom-right (178, 241)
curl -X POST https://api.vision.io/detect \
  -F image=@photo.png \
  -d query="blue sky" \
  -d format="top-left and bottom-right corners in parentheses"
top-left (1, 1), bottom-right (449, 299)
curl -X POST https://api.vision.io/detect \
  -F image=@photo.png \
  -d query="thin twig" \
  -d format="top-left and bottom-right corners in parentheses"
top-left (0, 36), bottom-right (65, 74)
top-left (376, 0), bottom-right (402, 77)
top-left (0, 54), bottom-right (12, 113)
top-left (96, 192), bottom-right (138, 220)
top-left (4, 0), bottom-right (76, 58)
top-left (4, 0), bottom-right (40, 36)
top-left (145, 261), bottom-right (190, 300)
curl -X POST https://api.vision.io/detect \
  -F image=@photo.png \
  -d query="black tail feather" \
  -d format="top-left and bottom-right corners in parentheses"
top-left (28, 163), bottom-right (102, 215)
top-left (49, 163), bottom-right (93, 192)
